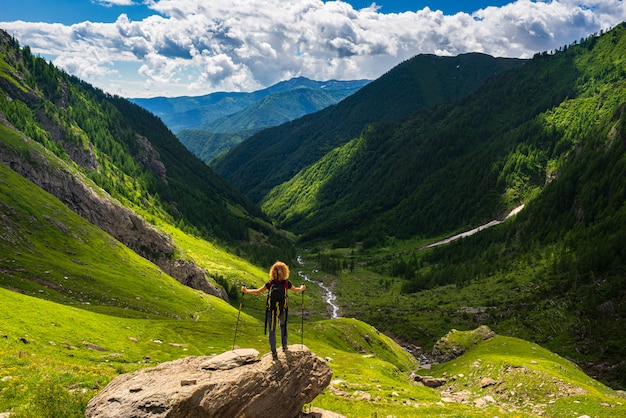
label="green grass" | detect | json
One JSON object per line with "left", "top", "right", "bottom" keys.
{"left": 0, "top": 285, "right": 241, "bottom": 417}
{"left": 424, "top": 333, "right": 626, "bottom": 417}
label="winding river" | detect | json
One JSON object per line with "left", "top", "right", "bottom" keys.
{"left": 297, "top": 256, "right": 340, "bottom": 319}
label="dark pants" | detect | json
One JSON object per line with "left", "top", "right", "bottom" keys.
{"left": 267, "top": 309, "right": 287, "bottom": 354}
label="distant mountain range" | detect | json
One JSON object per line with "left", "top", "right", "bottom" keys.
{"left": 131, "top": 77, "right": 370, "bottom": 161}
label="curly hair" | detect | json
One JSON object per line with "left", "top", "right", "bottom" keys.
{"left": 269, "top": 261, "right": 290, "bottom": 282}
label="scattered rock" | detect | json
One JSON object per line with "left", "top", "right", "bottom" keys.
{"left": 474, "top": 397, "right": 487, "bottom": 407}
{"left": 298, "top": 407, "right": 346, "bottom": 418}
{"left": 410, "top": 372, "right": 447, "bottom": 388}
{"left": 85, "top": 345, "right": 332, "bottom": 418}
{"left": 480, "top": 377, "right": 497, "bottom": 388}
{"left": 440, "top": 389, "right": 472, "bottom": 404}
{"left": 473, "top": 395, "right": 497, "bottom": 408}
{"left": 352, "top": 390, "right": 372, "bottom": 401}
{"left": 83, "top": 342, "right": 106, "bottom": 351}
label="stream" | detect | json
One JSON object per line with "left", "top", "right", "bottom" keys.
{"left": 297, "top": 256, "right": 340, "bottom": 319}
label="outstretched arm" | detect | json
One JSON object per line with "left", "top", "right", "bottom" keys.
{"left": 242, "top": 284, "right": 267, "bottom": 295}
{"left": 291, "top": 284, "right": 306, "bottom": 293}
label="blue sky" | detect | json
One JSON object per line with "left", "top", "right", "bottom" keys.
{"left": 1, "top": 1, "right": 624, "bottom": 97}
{"left": 3, "top": 1, "right": 514, "bottom": 24}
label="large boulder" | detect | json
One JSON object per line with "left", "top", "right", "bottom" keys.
{"left": 85, "top": 345, "right": 332, "bottom": 418}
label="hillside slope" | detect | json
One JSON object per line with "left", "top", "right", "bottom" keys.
{"left": 212, "top": 53, "right": 524, "bottom": 202}
{"left": 0, "top": 29, "right": 292, "bottom": 269}
{"left": 263, "top": 25, "right": 626, "bottom": 245}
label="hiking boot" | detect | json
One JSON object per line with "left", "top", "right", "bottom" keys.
{"left": 282, "top": 345, "right": 288, "bottom": 352}
{"left": 272, "top": 351, "right": 278, "bottom": 360}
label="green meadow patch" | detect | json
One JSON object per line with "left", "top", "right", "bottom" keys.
{"left": 424, "top": 332, "right": 626, "bottom": 417}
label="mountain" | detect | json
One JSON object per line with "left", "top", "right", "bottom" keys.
{"left": 227, "top": 26, "right": 626, "bottom": 248}
{"left": 178, "top": 129, "right": 259, "bottom": 165}
{"left": 177, "top": 85, "right": 364, "bottom": 162}
{"left": 268, "top": 24, "right": 626, "bottom": 388}
{"left": 260, "top": 49, "right": 577, "bottom": 241}
{"left": 212, "top": 52, "right": 525, "bottom": 202}
{"left": 130, "top": 77, "right": 370, "bottom": 134}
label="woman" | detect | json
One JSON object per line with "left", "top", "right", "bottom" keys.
{"left": 242, "top": 261, "right": 306, "bottom": 358}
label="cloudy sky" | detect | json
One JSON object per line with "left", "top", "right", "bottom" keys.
{"left": 2, "top": 0, "right": 625, "bottom": 98}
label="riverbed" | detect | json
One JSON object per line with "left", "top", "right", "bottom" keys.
{"left": 297, "top": 256, "right": 339, "bottom": 319}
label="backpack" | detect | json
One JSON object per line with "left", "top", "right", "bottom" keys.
{"left": 265, "top": 280, "right": 289, "bottom": 334}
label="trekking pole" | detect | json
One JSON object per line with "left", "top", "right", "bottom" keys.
{"left": 233, "top": 284, "right": 246, "bottom": 351}
{"left": 301, "top": 287, "right": 305, "bottom": 348}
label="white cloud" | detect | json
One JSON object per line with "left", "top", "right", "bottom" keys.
{"left": 2, "top": 0, "right": 624, "bottom": 97}
{"left": 93, "top": 0, "right": 137, "bottom": 6}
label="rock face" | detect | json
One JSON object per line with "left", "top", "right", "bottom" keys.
{"left": 85, "top": 345, "right": 332, "bottom": 418}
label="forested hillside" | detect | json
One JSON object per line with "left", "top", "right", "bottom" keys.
{"left": 0, "top": 29, "right": 291, "bottom": 266}
{"left": 261, "top": 25, "right": 626, "bottom": 246}
{"left": 213, "top": 53, "right": 524, "bottom": 201}
{"left": 288, "top": 24, "right": 626, "bottom": 388}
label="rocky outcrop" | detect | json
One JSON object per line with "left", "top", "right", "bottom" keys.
{"left": 0, "top": 120, "right": 227, "bottom": 301}
{"left": 135, "top": 134, "right": 167, "bottom": 183}
{"left": 85, "top": 345, "right": 333, "bottom": 418}
{"left": 432, "top": 326, "right": 495, "bottom": 363}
